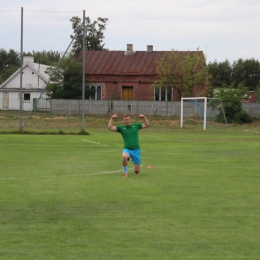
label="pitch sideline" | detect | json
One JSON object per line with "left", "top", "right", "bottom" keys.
{"left": 0, "top": 168, "right": 133, "bottom": 181}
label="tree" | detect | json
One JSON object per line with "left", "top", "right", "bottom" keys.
{"left": 232, "top": 58, "right": 260, "bottom": 91}
{"left": 0, "top": 48, "right": 20, "bottom": 84}
{"left": 207, "top": 59, "right": 232, "bottom": 88}
{"left": 0, "top": 66, "right": 19, "bottom": 85}
{"left": 0, "top": 48, "right": 20, "bottom": 73}
{"left": 23, "top": 50, "right": 61, "bottom": 66}
{"left": 45, "top": 53, "right": 82, "bottom": 99}
{"left": 70, "top": 16, "right": 109, "bottom": 56}
{"left": 0, "top": 49, "right": 62, "bottom": 85}
{"left": 212, "top": 84, "right": 253, "bottom": 124}
{"left": 154, "top": 49, "right": 209, "bottom": 99}
{"left": 45, "top": 52, "right": 96, "bottom": 99}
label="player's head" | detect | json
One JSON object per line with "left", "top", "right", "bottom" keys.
{"left": 123, "top": 114, "right": 131, "bottom": 126}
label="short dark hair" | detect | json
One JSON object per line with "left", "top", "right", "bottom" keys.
{"left": 124, "top": 114, "right": 130, "bottom": 118}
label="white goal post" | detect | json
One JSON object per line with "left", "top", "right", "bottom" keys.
{"left": 180, "top": 97, "right": 227, "bottom": 130}
{"left": 180, "top": 97, "right": 208, "bottom": 130}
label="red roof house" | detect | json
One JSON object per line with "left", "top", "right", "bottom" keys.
{"left": 76, "top": 44, "right": 207, "bottom": 101}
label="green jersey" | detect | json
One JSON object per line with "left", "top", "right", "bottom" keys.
{"left": 116, "top": 123, "right": 142, "bottom": 150}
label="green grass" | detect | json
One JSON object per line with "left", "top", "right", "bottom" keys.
{"left": 0, "top": 127, "right": 260, "bottom": 259}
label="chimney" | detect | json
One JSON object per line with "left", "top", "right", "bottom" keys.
{"left": 23, "top": 56, "right": 34, "bottom": 64}
{"left": 147, "top": 45, "right": 153, "bottom": 52}
{"left": 125, "top": 44, "right": 133, "bottom": 55}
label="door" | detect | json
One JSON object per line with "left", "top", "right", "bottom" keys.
{"left": 2, "top": 92, "right": 9, "bottom": 109}
{"left": 122, "top": 86, "right": 133, "bottom": 100}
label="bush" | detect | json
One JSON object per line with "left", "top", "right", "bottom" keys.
{"left": 232, "top": 110, "right": 253, "bottom": 124}
{"left": 214, "top": 87, "right": 254, "bottom": 124}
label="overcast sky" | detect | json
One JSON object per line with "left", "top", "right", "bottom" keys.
{"left": 1, "top": 0, "right": 260, "bottom": 63}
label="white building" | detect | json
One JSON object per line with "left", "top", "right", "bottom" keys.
{"left": 0, "top": 56, "right": 53, "bottom": 111}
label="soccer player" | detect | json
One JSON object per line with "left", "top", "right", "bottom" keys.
{"left": 108, "top": 114, "right": 149, "bottom": 177}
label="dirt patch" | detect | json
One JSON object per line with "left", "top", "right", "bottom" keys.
{"left": 45, "top": 116, "right": 68, "bottom": 120}
{"left": 169, "top": 120, "right": 180, "bottom": 125}
{"left": 31, "top": 115, "right": 41, "bottom": 119}
{"left": 249, "top": 121, "right": 260, "bottom": 126}
{"left": 151, "top": 119, "right": 180, "bottom": 125}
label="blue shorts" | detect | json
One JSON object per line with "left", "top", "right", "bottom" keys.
{"left": 123, "top": 149, "right": 141, "bottom": 165}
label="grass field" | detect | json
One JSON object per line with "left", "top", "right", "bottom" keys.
{"left": 1, "top": 125, "right": 260, "bottom": 259}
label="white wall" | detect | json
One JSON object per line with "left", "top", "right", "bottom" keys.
{"left": 0, "top": 60, "right": 50, "bottom": 111}
{"left": 4, "top": 67, "right": 46, "bottom": 89}
{"left": 0, "top": 91, "right": 43, "bottom": 111}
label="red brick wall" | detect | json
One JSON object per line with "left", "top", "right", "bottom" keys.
{"left": 87, "top": 74, "right": 155, "bottom": 100}
{"left": 86, "top": 74, "right": 208, "bottom": 101}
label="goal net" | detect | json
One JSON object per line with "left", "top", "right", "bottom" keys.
{"left": 180, "top": 97, "right": 228, "bottom": 130}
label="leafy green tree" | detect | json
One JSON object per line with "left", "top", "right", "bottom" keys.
{"left": 23, "top": 50, "right": 61, "bottom": 66}
{"left": 0, "top": 48, "right": 20, "bottom": 84}
{"left": 232, "top": 58, "right": 260, "bottom": 91}
{"left": 0, "top": 49, "right": 62, "bottom": 84}
{"left": 0, "top": 48, "right": 20, "bottom": 73}
{"left": 70, "top": 16, "right": 109, "bottom": 55}
{"left": 154, "top": 49, "right": 209, "bottom": 98}
{"left": 45, "top": 53, "right": 93, "bottom": 99}
{"left": 207, "top": 59, "right": 232, "bottom": 88}
{"left": 213, "top": 85, "right": 253, "bottom": 124}
{"left": 45, "top": 53, "right": 82, "bottom": 99}
{"left": 46, "top": 15, "right": 109, "bottom": 98}
{"left": 0, "top": 66, "right": 19, "bottom": 85}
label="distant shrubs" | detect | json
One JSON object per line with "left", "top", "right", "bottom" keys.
{"left": 213, "top": 86, "right": 253, "bottom": 124}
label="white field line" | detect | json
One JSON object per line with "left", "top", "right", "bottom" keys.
{"left": 81, "top": 139, "right": 108, "bottom": 146}
{"left": 0, "top": 168, "right": 133, "bottom": 181}
{"left": 0, "top": 142, "right": 108, "bottom": 147}
{"left": 0, "top": 144, "right": 107, "bottom": 147}
{"left": 0, "top": 139, "right": 107, "bottom": 147}
{"left": 81, "top": 139, "right": 100, "bottom": 144}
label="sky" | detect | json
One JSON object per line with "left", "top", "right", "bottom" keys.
{"left": 1, "top": 0, "right": 260, "bottom": 63}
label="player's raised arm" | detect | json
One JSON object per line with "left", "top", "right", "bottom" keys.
{"left": 139, "top": 114, "right": 149, "bottom": 128}
{"left": 108, "top": 114, "right": 117, "bottom": 131}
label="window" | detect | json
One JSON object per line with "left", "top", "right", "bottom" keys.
{"left": 154, "top": 87, "right": 172, "bottom": 101}
{"left": 85, "top": 85, "right": 102, "bottom": 100}
{"left": 97, "top": 86, "right": 102, "bottom": 100}
{"left": 24, "top": 93, "right": 30, "bottom": 101}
